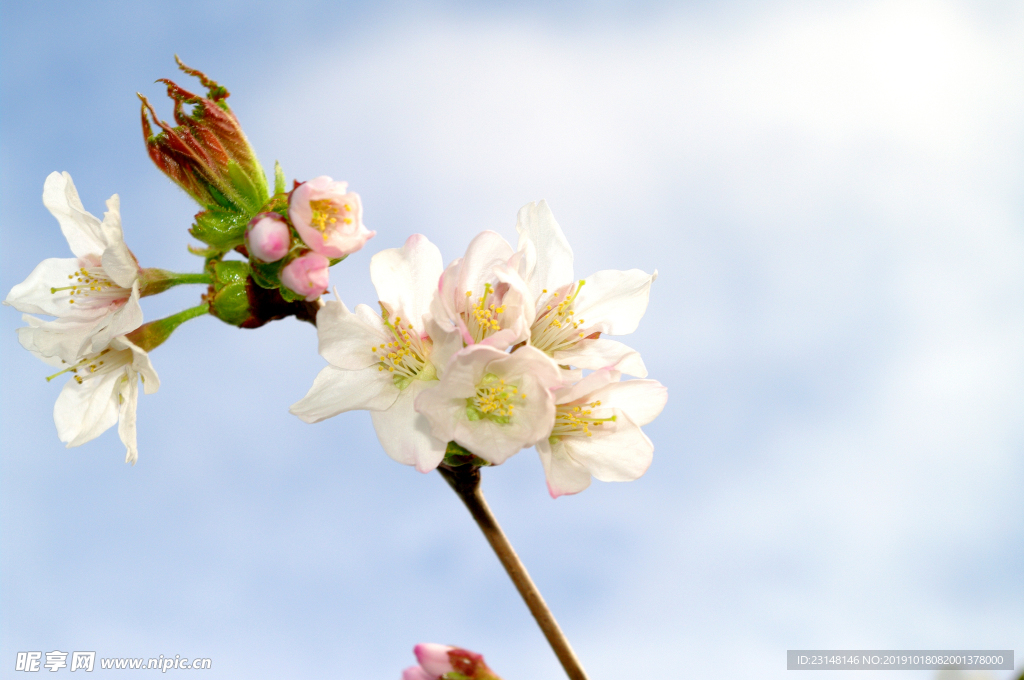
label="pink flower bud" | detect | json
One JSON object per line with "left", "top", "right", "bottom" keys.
{"left": 289, "top": 176, "right": 375, "bottom": 259}
{"left": 245, "top": 213, "right": 291, "bottom": 262}
{"left": 401, "top": 666, "right": 435, "bottom": 680}
{"left": 280, "top": 252, "right": 330, "bottom": 301}
{"left": 413, "top": 644, "right": 455, "bottom": 677}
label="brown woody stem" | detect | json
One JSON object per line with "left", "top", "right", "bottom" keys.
{"left": 438, "top": 464, "right": 590, "bottom": 680}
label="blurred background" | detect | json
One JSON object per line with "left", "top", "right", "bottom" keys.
{"left": 1, "top": 0, "right": 1021, "bottom": 678}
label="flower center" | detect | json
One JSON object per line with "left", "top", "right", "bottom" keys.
{"left": 309, "top": 199, "right": 355, "bottom": 242}
{"left": 464, "top": 282, "right": 507, "bottom": 343}
{"left": 371, "top": 313, "right": 433, "bottom": 389}
{"left": 531, "top": 280, "right": 587, "bottom": 354}
{"left": 50, "top": 267, "right": 130, "bottom": 306}
{"left": 550, "top": 399, "right": 616, "bottom": 438}
{"left": 45, "top": 347, "right": 133, "bottom": 385}
{"left": 466, "top": 373, "right": 525, "bottom": 424}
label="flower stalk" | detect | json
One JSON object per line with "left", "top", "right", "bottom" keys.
{"left": 437, "top": 463, "right": 590, "bottom": 680}
{"left": 138, "top": 269, "right": 212, "bottom": 297}
{"left": 126, "top": 303, "right": 208, "bottom": 352}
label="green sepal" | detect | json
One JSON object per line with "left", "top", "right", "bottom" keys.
{"left": 190, "top": 209, "right": 250, "bottom": 249}
{"left": 274, "top": 161, "right": 286, "bottom": 195}
{"left": 443, "top": 441, "right": 490, "bottom": 468}
{"left": 276, "top": 282, "right": 307, "bottom": 303}
{"left": 328, "top": 255, "right": 348, "bottom": 267}
{"left": 248, "top": 257, "right": 286, "bottom": 290}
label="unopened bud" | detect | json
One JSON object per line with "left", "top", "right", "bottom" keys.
{"left": 401, "top": 667, "right": 434, "bottom": 680}
{"left": 280, "top": 252, "right": 330, "bottom": 301}
{"left": 246, "top": 213, "right": 291, "bottom": 262}
{"left": 414, "top": 644, "right": 455, "bottom": 677}
{"left": 410, "top": 644, "right": 502, "bottom": 680}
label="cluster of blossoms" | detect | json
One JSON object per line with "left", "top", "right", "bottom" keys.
{"left": 403, "top": 644, "right": 502, "bottom": 680}
{"left": 291, "top": 201, "right": 667, "bottom": 496}
{"left": 5, "top": 60, "right": 372, "bottom": 463}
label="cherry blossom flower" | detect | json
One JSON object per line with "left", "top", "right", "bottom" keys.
{"left": 430, "top": 231, "right": 535, "bottom": 351}
{"left": 245, "top": 213, "right": 291, "bottom": 262}
{"left": 280, "top": 252, "right": 330, "bottom": 301}
{"left": 537, "top": 368, "right": 667, "bottom": 497}
{"left": 414, "top": 344, "right": 562, "bottom": 465}
{"left": 289, "top": 176, "right": 374, "bottom": 259}
{"left": 515, "top": 200, "right": 656, "bottom": 377}
{"left": 19, "top": 315, "right": 159, "bottom": 465}
{"left": 5, "top": 172, "right": 143, "bottom": 363}
{"left": 290, "top": 235, "right": 460, "bottom": 472}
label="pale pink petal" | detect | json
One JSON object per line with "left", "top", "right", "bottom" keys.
{"left": 370, "top": 234, "right": 443, "bottom": 327}
{"left": 561, "top": 413, "right": 654, "bottom": 482}
{"left": 402, "top": 667, "right": 435, "bottom": 680}
{"left": 573, "top": 268, "right": 656, "bottom": 335}
{"left": 537, "top": 438, "right": 592, "bottom": 498}
{"left": 289, "top": 366, "right": 398, "bottom": 423}
{"left": 455, "top": 231, "right": 515, "bottom": 297}
{"left": 370, "top": 381, "right": 447, "bottom": 472}
{"left": 588, "top": 379, "right": 668, "bottom": 426}
{"left": 552, "top": 337, "right": 648, "bottom": 378}
{"left": 514, "top": 200, "right": 574, "bottom": 299}
{"left": 414, "top": 644, "right": 455, "bottom": 676}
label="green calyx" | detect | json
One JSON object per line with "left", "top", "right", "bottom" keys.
{"left": 125, "top": 304, "right": 208, "bottom": 352}
{"left": 443, "top": 441, "right": 490, "bottom": 469}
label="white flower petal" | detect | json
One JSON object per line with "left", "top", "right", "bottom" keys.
{"left": 84, "top": 282, "right": 144, "bottom": 355}
{"left": 537, "top": 437, "right": 592, "bottom": 498}
{"left": 426, "top": 317, "right": 463, "bottom": 377}
{"left": 114, "top": 335, "right": 160, "bottom": 394}
{"left": 16, "top": 315, "right": 65, "bottom": 368}
{"left": 574, "top": 268, "right": 657, "bottom": 335}
{"left": 370, "top": 381, "right": 447, "bottom": 472}
{"left": 100, "top": 196, "right": 140, "bottom": 290}
{"left": 290, "top": 365, "right": 398, "bottom": 423}
{"left": 117, "top": 370, "right": 140, "bottom": 465}
{"left": 552, "top": 338, "right": 648, "bottom": 378}
{"left": 317, "top": 300, "right": 389, "bottom": 370}
{"left": 455, "top": 231, "right": 515, "bottom": 296}
{"left": 54, "top": 371, "right": 121, "bottom": 448}
{"left": 515, "top": 200, "right": 574, "bottom": 300}
{"left": 42, "top": 172, "right": 106, "bottom": 259}
{"left": 3, "top": 257, "right": 85, "bottom": 316}
{"left": 561, "top": 413, "right": 654, "bottom": 482}
{"left": 589, "top": 379, "right": 668, "bottom": 426}
{"left": 370, "top": 234, "right": 443, "bottom": 327}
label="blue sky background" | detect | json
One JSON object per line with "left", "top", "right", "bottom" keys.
{"left": 2, "top": 1, "right": 1022, "bottom": 678}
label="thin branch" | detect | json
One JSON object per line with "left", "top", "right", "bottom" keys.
{"left": 438, "top": 464, "right": 590, "bottom": 680}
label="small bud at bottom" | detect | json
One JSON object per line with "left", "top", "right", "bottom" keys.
{"left": 280, "top": 252, "right": 330, "bottom": 301}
